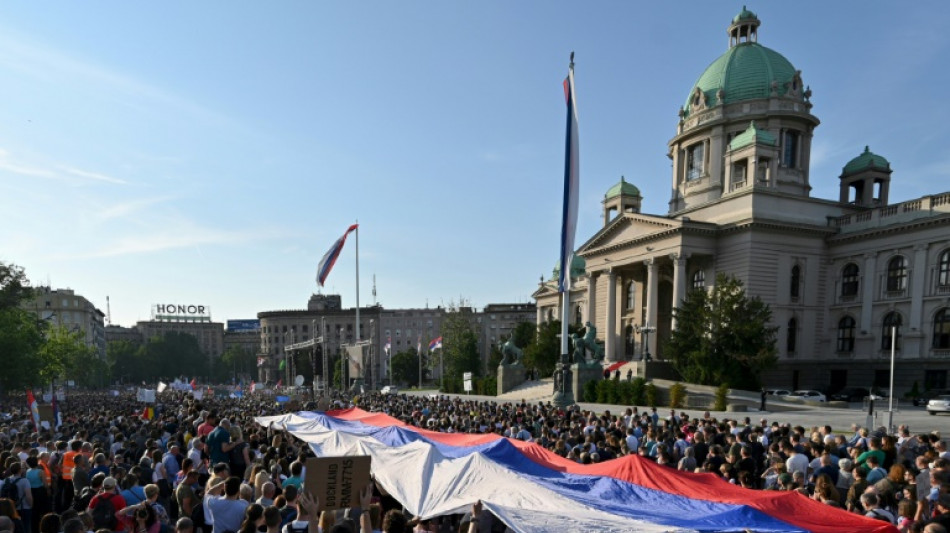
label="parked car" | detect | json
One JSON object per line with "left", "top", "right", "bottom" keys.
{"left": 829, "top": 387, "right": 869, "bottom": 402}
{"left": 927, "top": 395, "right": 950, "bottom": 415}
{"left": 914, "top": 389, "right": 950, "bottom": 407}
{"left": 786, "top": 390, "right": 827, "bottom": 402}
{"left": 381, "top": 385, "right": 399, "bottom": 395}
{"left": 765, "top": 389, "right": 791, "bottom": 397}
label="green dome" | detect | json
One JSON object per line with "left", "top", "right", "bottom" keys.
{"left": 605, "top": 176, "right": 640, "bottom": 199}
{"left": 729, "top": 121, "right": 776, "bottom": 150}
{"left": 732, "top": 6, "right": 757, "bottom": 23}
{"left": 685, "top": 42, "right": 797, "bottom": 114}
{"left": 843, "top": 146, "right": 890, "bottom": 174}
{"left": 553, "top": 255, "right": 586, "bottom": 280}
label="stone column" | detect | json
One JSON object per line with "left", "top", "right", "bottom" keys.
{"left": 536, "top": 304, "right": 543, "bottom": 326}
{"left": 910, "top": 244, "right": 929, "bottom": 331}
{"left": 646, "top": 258, "right": 659, "bottom": 356}
{"left": 605, "top": 269, "right": 617, "bottom": 362}
{"left": 671, "top": 253, "right": 687, "bottom": 331}
{"left": 860, "top": 253, "right": 877, "bottom": 335}
{"left": 586, "top": 273, "right": 597, "bottom": 327}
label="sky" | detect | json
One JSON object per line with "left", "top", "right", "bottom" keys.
{"left": 2, "top": 2, "right": 949, "bottom": 327}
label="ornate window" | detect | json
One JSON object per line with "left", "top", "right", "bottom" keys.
{"left": 938, "top": 250, "right": 950, "bottom": 289}
{"left": 686, "top": 142, "right": 705, "bottom": 181}
{"left": 934, "top": 308, "right": 950, "bottom": 350}
{"left": 692, "top": 269, "right": 705, "bottom": 290}
{"left": 837, "top": 316, "right": 856, "bottom": 353}
{"left": 841, "top": 263, "right": 860, "bottom": 297}
{"left": 626, "top": 281, "right": 636, "bottom": 310}
{"left": 886, "top": 256, "right": 907, "bottom": 293}
{"left": 881, "top": 312, "right": 902, "bottom": 351}
{"left": 786, "top": 318, "right": 797, "bottom": 354}
{"left": 783, "top": 130, "right": 799, "bottom": 169}
{"left": 790, "top": 265, "right": 801, "bottom": 300}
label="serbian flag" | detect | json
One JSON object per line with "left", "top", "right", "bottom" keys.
{"left": 559, "top": 54, "right": 580, "bottom": 293}
{"left": 428, "top": 336, "right": 443, "bottom": 351}
{"left": 316, "top": 224, "right": 359, "bottom": 287}
{"left": 255, "top": 409, "right": 897, "bottom": 533}
{"left": 26, "top": 390, "right": 41, "bottom": 432}
{"left": 51, "top": 394, "right": 62, "bottom": 429}
{"left": 190, "top": 378, "right": 197, "bottom": 390}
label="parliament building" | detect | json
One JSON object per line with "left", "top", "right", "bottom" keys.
{"left": 533, "top": 8, "right": 950, "bottom": 394}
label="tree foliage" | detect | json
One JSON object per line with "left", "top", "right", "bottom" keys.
{"left": 0, "top": 263, "right": 47, "bottom": 391}
{"left": 665, "top": 273, "right": 778, "bottom": 390}
{"left": 39, "top": 325, "right": 105, "bottom": 388}
{"left": 522, "top": 320, "right": 568, "bottom": 378}
{"left": 391, "top": 348, "right": 421, "bottom": 387}
{"left": 440, "top": 306, "right": 481, "bottom": 383}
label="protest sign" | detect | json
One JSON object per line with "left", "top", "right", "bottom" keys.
{"left": 304, "top": 456, "right": 371, "bottom": 511}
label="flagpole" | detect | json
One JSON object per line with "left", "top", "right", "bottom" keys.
{"left": 354, "top": 221, "right": 360, "bottom": 392}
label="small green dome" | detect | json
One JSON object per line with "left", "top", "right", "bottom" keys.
{"left": 729, "top": 121, "right": 776, "bottom": 150}
{"left": 605, "top": 176, "right": 640, "bottom": 199}
{"left": 732, "top": 6, "right": 757, "bottom": 23}
{"left": 685, "top": 43, "right": 797, "bottom": 114}
{"left": 843, "top": 146, "right": 890, "bottom": 175}
{"left": 553, "top": 255, "right": 586, "bottom": 280}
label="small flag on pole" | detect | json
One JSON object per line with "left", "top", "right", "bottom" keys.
{"left": 384, "top": 336, "right": 391, "bottom": 357}
{"left": 559, "top": 53, "right": 580, "bottom": 294}
{"left": 51, "top": 394, "right": 62, "bottom": 429}
{"left": 316, "top": 224, "right": 359, "bottom": 287}
{"left": 417, "top": 334, "right": 422, "bottom": 354}
{"left": 428, "top": 336, "right": 443, "bottom": 351}
{"left": 257, "top": 357, "right": 265, "bottom": 367}
{"left": 249, "top": 381, "right": 256, "bottom": 394}
{"left": 190, "top": 378, "right": 197, "bottom": 391}
{"left": 279, "top": 359, "right": 286, "bottom": 371}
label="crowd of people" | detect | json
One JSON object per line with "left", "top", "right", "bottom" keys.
{"left": 0, "top": 388, "right": 948, "bottom": 533}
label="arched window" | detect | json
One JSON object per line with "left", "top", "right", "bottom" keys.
{"left": 886, "top": 256, "right": 907, "bottom": 293}
{"left": 841, "top": 263, "right": 860, "bottom": 297}
{"left": 626, "top": 281, "right": 636, "bottom": 310}
{"left": 790, "top": 265, "right": 801, "bottom": 300}
{"left": 882, "top": 312, "right": 902, "bottom": 351}
{"left": 939, "top": 250, "right": 950, "bottom": 289}
{"left": 786, "top": 318, "right": 798, "bottom": 354}
{"left": 692, "top": 270, "right": 705, "bottom": 290}
{"left": 783, "top": 130, "right": 799, "bottom": 169}
{"left": 934, "top": 308, "right": 950, "bottom": 350}
{"left": 837, "top": 316, "right": 856, "bottom": 353}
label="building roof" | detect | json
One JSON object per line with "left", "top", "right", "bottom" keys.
{"left": 685, "top": 13, "right": 797, "bottom": 115}
{"left": 729, "top": 121, "right": 777, "bottom": 150}
{"left": 842, "top": 146, "right": 891, "bottom": 174}
{"left": 605, "top": 176, "right": 640, "bottom": 199}
{"left": 552, "top": 255, "right": 586, "bottom": 280}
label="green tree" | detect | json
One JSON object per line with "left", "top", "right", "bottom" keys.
{"left": 440, "top": 306, "right": 481, "bottom": 384}
{"left": 38, "top": 325, "right": 98, "bottom": 387}
{"left": 665, "top": 273, "right": 778, "bottom": 390}
{"left": 221, "top": 344, "right": 258, "bottom": 383}
{"left": 0, "top": 263, "right": 47, "bottom": 391}
{"left": 522, "top": 320, "right": 562, "bottom": 377}
{"left": 391, "top": 348, "right": 421, "bottom": 387}
{"left": 107, "top": 340, "right": 140, "bottom": 385}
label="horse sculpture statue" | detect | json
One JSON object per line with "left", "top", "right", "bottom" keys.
{"left": 570, "top": 322, "right": 605, "bottom": 364}
{"left": 500, "top": 336, "right": 523, "bottom": 366}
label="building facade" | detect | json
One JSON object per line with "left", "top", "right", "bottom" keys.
{"left": 24, "top": 287, "right": 107, "bottom": 360}
{"left": 534, "top": 8, "right": 950, "bottom": 394}
{"left": 476, "top": 303, "right": 537, "bottom": 362}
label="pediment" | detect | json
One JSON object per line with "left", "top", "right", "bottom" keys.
{"left": 578, "top": 214, "right": 680, "bottom": 255}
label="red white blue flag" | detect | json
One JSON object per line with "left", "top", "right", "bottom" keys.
{"left": 559, "top": 56, "right": 579, "bottom": 293}
{"left": 317, "top": 224, "right": 359, "bottom": 287}
{"left": 26, "top": 390, "right": 40, "bottom": 432}
{"left": 428, "top": 336, "right": 443, "bottom": 351}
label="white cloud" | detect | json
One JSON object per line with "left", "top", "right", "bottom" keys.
{"left": 60, "top": 166, "right": 127, "bottom": 185}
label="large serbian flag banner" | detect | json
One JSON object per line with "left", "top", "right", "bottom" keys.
{"left": 256, "top": 409, "right": 896, "bottom": 533}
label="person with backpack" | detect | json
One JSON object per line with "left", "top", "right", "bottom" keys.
{"left": 2, "top": 463, "right": 33, "bottom": 533}
{"left": 87, "top": 477, "right": 127, "bottom": 532}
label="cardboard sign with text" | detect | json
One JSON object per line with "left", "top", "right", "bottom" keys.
{"left": 304, "top": 456, "right": 371, "bottom": 511}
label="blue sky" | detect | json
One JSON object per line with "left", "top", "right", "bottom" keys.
{"left": 2, "top": 2, "right": 949, "bottom": 327}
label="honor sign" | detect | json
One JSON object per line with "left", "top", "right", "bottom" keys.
{"left": 152, "top": 303, "right": 211, "bottom": 322}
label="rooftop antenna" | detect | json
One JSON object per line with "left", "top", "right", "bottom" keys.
{"left": 106, "top": 296, "right": 112, "bottom": 326}
{"left": 372, "top": 274, "right": 377, "bottom": 305}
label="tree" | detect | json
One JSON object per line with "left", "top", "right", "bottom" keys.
{"left": 0, "top": 262, "right": 47, "bottom": 391}
{"left": 522, "top": 320, "right": 562, "bottom": 377}
{"left": 391, "top": 348, "right": 421, "bottom": 388}
{"left": 107, "top": 340, "right": 140, "bottom": 384}
{"left": 665, "top": 273, "right": 778, "bottom": 390}
{"left": 440, "top": 306, "right": 480, "bottom": 384}
{"left": 41, "top": 325, "right": 107, "bottom": 388}
{"left": 221, "top": 344, "right": 258, "bottom": 383}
